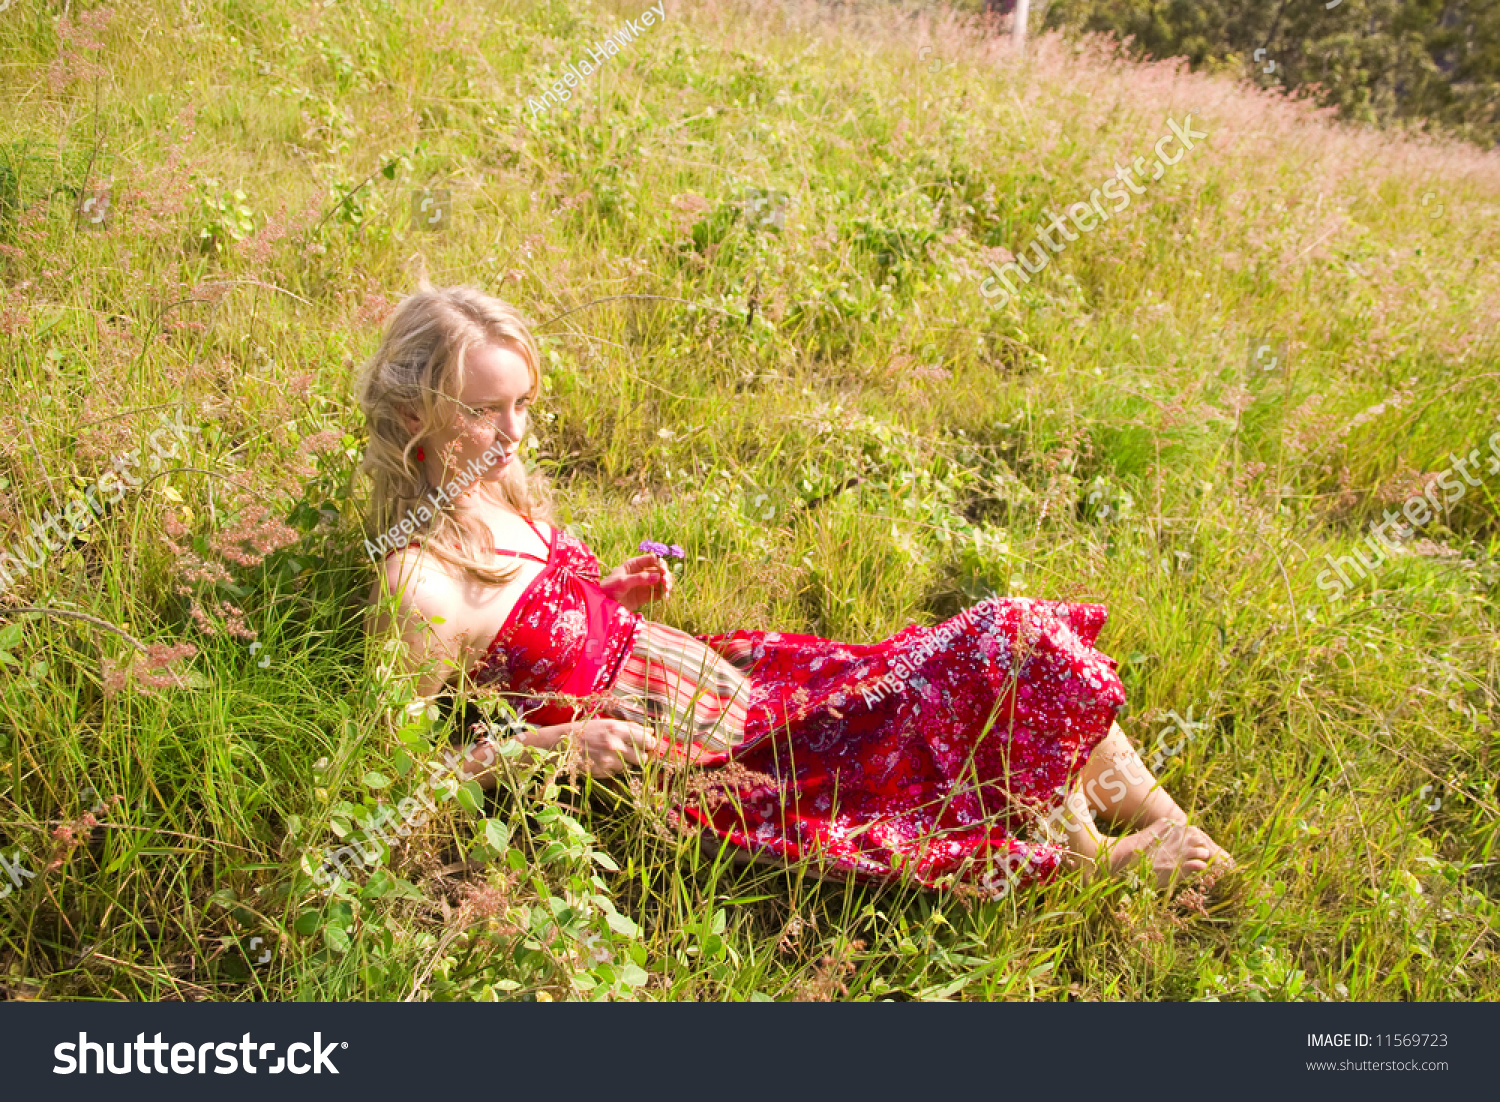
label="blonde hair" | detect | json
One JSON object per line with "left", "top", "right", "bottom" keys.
{"left": 353, "top": 281, "right": 557, "bottom": 590}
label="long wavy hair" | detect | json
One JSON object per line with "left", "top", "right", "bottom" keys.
{"left": 354, "top": 281, "right": 558, "bottom": 592}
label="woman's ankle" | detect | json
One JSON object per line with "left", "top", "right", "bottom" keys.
{"left": 1133, "top": 790, "right": 1187, "bottom": 830}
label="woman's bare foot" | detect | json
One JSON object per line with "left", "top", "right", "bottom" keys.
{"left": 1105, "top": 817, "right": 1234, "bottom": 890}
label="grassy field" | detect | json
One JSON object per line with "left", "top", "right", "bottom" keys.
{"left": 1, "top": 0, "right": 1498, "bottom": 1002}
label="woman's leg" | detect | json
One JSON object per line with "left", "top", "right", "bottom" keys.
{"left": 1077, "top": 721, "right": 1185, "bottom": 830}
{"left": 1057, "top": 721, "right": 1233, "bottom": 888}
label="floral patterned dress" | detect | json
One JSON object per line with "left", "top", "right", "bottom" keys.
{"left": 455, "top": 516, "right": 1127, "bottom": 897}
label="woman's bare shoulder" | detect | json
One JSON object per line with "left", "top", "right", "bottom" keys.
{"left": 366, "top": 547, "right": 479, "bottom": 694}
{"left": 370, "top": 544, "right": 467, "bottom": 625}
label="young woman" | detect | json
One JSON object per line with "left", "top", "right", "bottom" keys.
{"left": 357, "top": 284, "right": 1232, "bottom": 898}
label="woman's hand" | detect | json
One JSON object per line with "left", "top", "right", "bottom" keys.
{"left": 572, "top": 718, "right": 661, "bottom": 777}
{"left": 600, "top": 553, "right": 674, "bottom": 612}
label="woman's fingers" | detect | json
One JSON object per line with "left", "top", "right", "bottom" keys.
{"left": 587, "top": 743, "right": 627, "bottom": 776}
{"left": 576, "top": 720, "right": 660, "bottom": 775}
{"left": 622, "top": 722, "right": 659, "bottom": 760}
{"left": 614, "top": 556, "right": 672, "bottom": 596}
{"left": 615, "top": 734, "right": 648, "bottom": 767}
{"left": 626, "top": 562, "right": 672, "bottom": 602}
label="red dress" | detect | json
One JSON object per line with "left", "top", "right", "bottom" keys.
{"left": 426, "top": 515, "right": 1128, "bottom": 897}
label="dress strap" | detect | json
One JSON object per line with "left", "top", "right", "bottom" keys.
{"left": 494, "top": 514, "right": 554, "bottom": 564}
{"left": 521, "top": 513, "right": 553, "bottom": 548}
{"left": 383, "top": 518, "right": 554, "bottom": 562}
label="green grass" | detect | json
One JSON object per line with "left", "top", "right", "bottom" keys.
{"left": 0, "top": 0, "right": 1497, "bottom": 1001}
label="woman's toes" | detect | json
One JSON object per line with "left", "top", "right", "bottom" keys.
{"left": 1104, "top": 817, "right": 1235, "bottom": 891}
{"left": 1203, "top": 840, "right": 1234, "bottom": 867}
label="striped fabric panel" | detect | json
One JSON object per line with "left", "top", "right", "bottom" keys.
{"left": 606, "top": 619, "right": 752, "bottom": 763}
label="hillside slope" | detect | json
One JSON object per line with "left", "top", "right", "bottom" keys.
{"left": 0, "top": 0, "right": 1497, "bottom": 1001}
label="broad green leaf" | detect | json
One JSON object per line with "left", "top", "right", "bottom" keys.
{"left": 455, "top": 780, "right": 484, "bottom": 814}
{"left": 605, "top": 912, "right": 640, "bottom": 937}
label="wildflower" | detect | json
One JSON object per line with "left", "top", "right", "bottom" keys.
{"left": 44, "top": 798, "right": 120, "bottom": 871}
{"left": 354, "top": 291, "right": 395, "bottom": 328}
{"left": 100, "top": 657, "right": 131, "bottom": 698}
{"left": 300, "top": 428, "right": 343, "bottom": 455}
{"left": 101, "top": 642, "right": 199, "bottom": 698}
{"left": 232, "top": 200, "right": 290, "bottom": 267}
{"left": 48, "top": 6, "right": 114, "bottom": 94}
{"left": 669, "top": 193, "right": 710, "bottom": 237}
{"left": 798, "top": 938, "right": 866, "bottom": 1001}
{"left": 210, "top": 504, "right": 301, "bottom": 567}
{"left": 457, "top": 877, "right": 517, "bottom": 932}
{"left": 638, "top": 540, "right": 685, "bottom": 559}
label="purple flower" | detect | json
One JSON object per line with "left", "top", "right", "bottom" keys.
{"left": 638, "top": 539, "right": 686, "bottom": 561}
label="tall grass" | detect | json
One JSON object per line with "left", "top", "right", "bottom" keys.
{"left": 0, "top": 0, "right": 1496, "bottom": 1001}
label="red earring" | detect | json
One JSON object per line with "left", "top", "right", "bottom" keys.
{"left": 415, "top": 446, "right": 425, "bottom": 462}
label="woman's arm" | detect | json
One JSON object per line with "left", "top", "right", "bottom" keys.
{"left": 369, "top": 546, "right": 477, "bottom": 699}
{"left": 456, "top": 718, "right": 663, "bottom": 787}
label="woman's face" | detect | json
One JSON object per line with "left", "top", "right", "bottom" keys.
{"left": 408, "top": 340, "right": 533, "bottom": 497}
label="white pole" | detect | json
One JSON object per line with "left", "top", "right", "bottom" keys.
{"left": 1012, "top": 0, "right": 1030, "bottom": 54}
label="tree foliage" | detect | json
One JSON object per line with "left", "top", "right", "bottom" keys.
{"left": 1038, "top": 0, "right": 1500, "bottom": 146}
